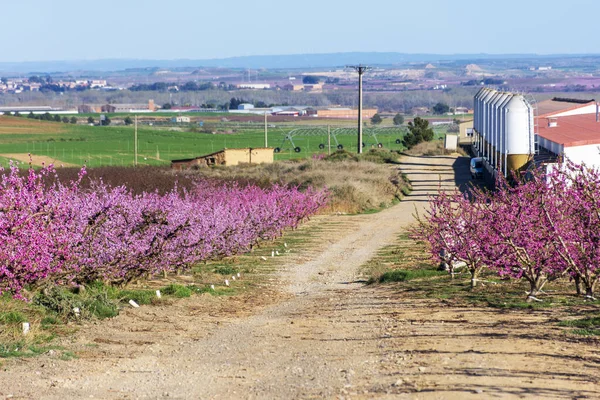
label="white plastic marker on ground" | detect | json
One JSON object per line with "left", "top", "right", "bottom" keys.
{"left": 210, "top": 285, "right": 215, "bottom": 290}
{"left": 22, "top": 322, "right": 30, "bottom": 336}
{"left": 284, "top": 243, "right": 288, "bottom": 248}
{"left": 271, "top": 251, "right": 275, "bottom": 257}
{"left": 225, "top": 280, "right": 230, "bottom": 286}
{"left": 232, "top": 276, "right": 236, "bottom": 281}
{"left": 276, "top": 251, "right": 280, "bottom": 255}
{"left": 261, "top": 256, "right": 267, "bottom": 261}
{"left": 129, "top": 300, "right": 140, "bottom": 308}
{"left": 156, "top": 290, "right": 162, "bottom": 298}
{"left": 73, "top": 307, "right": 81, "bottom": 317}
{"left": 237, "top": 273, "right": 241, "bottom": 278}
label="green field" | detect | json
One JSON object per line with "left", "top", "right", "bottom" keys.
{"left": 0, "top": 116, "right": 449, "bottom": 168}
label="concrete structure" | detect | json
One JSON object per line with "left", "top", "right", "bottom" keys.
{"left": 536, "top": 113, "right": 600, "bottom": 170}
{"left": 473, "top": 88, "right": 535, "bottom": 177}
{"left": 171, "top": 148, "right": 274, "bottom": 170}
{"left": 237, "top": 104, "right": 255, "bottom": 110}
{"left": 444, "top": 134, "right": 458, "bottom": 151}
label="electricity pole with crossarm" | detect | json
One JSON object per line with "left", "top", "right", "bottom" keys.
{"left": 346, "top": 65, "right": 372, "bottom": 154}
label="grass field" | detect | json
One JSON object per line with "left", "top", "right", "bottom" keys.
{"left": 0, "top": 116, "right": 449, "bottom": 168}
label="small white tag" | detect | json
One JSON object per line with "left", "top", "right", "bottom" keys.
{"left": 129, "top": 300, "right": 140, "bottom": 308}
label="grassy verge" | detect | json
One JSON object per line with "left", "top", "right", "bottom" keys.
{"left": 362, "top": 231, "right": 599, "bottom": 312}
{"left": 0, "top": 213, "right": 326, "bottom": 359}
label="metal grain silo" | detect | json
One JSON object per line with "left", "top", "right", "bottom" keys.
{"left": 481, "top": 88, "right": 496, "bottom": 159}
{"left": 505, "top": 95, "right": 534, "bottom": 172}
{"left": 493, "top": 92, "right": 511, "bottom": 168}
{"left": 497, "top": 93, "right": 514, "bottom": 174}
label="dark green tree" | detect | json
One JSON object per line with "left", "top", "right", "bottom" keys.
{"left": 124, "top": 116, "right": 133, "bottom": 125}
{"left": 101, "top": 116, "right": 111, "bottom": 126}
{"left": 393, "top": 113, "right": 404, "bottom": 126}
{"left": 370, "top": 113, "right": 383, "bottom": 125}
{"left": 432, "top": 102, "right": 450, "bottom": 115}
{"left": 53, "top": 114, "right": 62, "bottom": 122}
{"left": 28, "top": 112, "right": 35, "bottom": 119}
{"left": 87, "top": 116, "right": 95, "bottom": 124}
{"left": 402, "top": 117, "right": 435, "bottom": 149}
{"left": 162, "top": 103, "right": 172, "bottom": 110}
{"left": 3, "top": 111, "right": 11, "bottom": 116}
{"left": 302, "top": 75, "right": 319, "bottom": 84}
{"left": 70, "top": 116, "right": 78, "bottom": 124}
{"left": 62, "top": 116, "right": 70, "bottom": 123}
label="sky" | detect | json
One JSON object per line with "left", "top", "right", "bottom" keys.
{"left": 2, "top": 0, "right": 599, "bottom": 62}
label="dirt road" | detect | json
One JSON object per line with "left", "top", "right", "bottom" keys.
{"left": 1, "top": 155, "right": 599, "bottom": 399}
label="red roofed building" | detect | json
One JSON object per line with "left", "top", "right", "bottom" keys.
{"left": 537, "top": 97, "right": 597, "bottom": 118}
{"left": 537, "top": 113, "right": 600, "bottom": 168}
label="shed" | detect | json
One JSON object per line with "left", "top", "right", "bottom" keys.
{"left": 171, "top": 148, "right": 274, "bottom": 170}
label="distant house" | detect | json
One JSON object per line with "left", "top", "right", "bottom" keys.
{"left": 412, "top": 107, "right": 430, "bottom": 116}
{"left": 171, "top": 116, "right": 191, "bottom": 123}
{"left": 283, "top": 83, "right": 306, "bottom": 91}
{"left": 236, "top": 83, "right": 271, "bottom": 90}
{"left": 171, "top": 148, "right": 274, "bottom": 170}
{"left": 237, "top": 103, "right": 255, "bottom": 110}
{"left": 90, "top": 80, "right": 107, "bottom": 88}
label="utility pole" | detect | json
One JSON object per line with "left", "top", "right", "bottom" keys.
{"left": 327, "top": 125, "right": 331, "bottom": 155}
{"left": 134, "top": 115, "right": 138, "bottom": 166}
{"left": 264, "top": 111, "right": 268, "bottom": 147}
{"left": 347, "top": 65, "right": 371, "bottom": 154}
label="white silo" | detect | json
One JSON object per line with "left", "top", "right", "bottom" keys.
{"left": 505, "top": 95, "right": 534, "bottom": 172}
{"left": 493, "top": 92, "right": 511, "bottom": 168}
{"left": 497, "top": 93, "right": 514, "bottom": 174}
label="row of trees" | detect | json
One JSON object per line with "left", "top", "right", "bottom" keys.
{"left": 414, "top": 161, "right": 600, "bottom": 300}
{"left": 0, "top": 164, "right": 329, "bottom": 299}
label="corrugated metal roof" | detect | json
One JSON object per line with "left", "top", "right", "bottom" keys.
{"left": 537, "top": 114, "right": 600, "bottom": 147}
{"left": 537, "top": 98, "right": 594, "bottom": 117}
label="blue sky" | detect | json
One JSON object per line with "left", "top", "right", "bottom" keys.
{"left": 3, "top": 0, "right": 599, "bottom": 61}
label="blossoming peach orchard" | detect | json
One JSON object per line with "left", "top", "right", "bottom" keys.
{"left": 0, "top": 163, "right": 328, "bottom": 299}
{"left": 414, "top": 160, "right": 600, "bottom": 301}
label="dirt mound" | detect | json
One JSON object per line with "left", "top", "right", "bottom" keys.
{"left": 0, "top": 153, "right": 77, "bottom": 167}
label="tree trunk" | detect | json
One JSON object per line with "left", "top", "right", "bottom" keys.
{"left": 585, "top": 280, "right": 597, "bottom": 299}
{"left": 574, "top": 275, "right": 582, "bottom": 296}
{"left": 470, "top": 268, "right": 478, "bottom": 288}
{"left": 526, "top": 279, "right": 540, "bottom": 302}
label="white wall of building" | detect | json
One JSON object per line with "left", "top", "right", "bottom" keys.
{"left": 549, "top": 104, "right": 597, "bottom": 117}
{"left": 563, "top": 144, "right": 600, "bottom": 169}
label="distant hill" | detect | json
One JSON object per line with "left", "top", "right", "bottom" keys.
{"left": 0, "top": 52, "right": 595, "bottom": 74}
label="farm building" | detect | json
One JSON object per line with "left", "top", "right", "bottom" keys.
{"left": 307, "top": 107, "right": 377, "bottom": 119}
{"left": 537, "top": 97, "right": 597, "bottom": 118}
{"left": 536, "top": 113, "right": 600, "bottom": 170}
{"left": 79, "top": 100, "right": 157, "bottom": 114}
{"left": 457, "top": 119, "right": 474, "bottom": 144}
{"left": 171, "top": 148, "right": 274, "bottom": 170}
